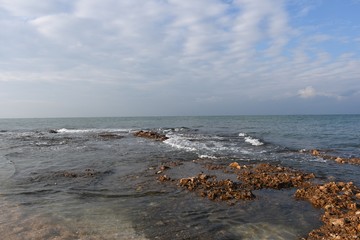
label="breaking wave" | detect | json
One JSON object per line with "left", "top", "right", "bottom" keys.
{"left": 56, "top": 128, "right": 131, "bottom": 134}
{"left": 239, "top": 133, "right": 264, "bottom": 146}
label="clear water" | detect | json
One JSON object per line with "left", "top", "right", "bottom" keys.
{"left": 0, "top": 115, "right": 359, "bottom": 239}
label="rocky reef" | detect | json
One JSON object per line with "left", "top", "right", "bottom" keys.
{"left": 296, "top": 181, "right": 360, "bottom": 239}
{"left": 155, "top": 160, "right": 360, "bottom": 239}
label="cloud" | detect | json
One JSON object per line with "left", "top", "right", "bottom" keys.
{"left": 298, "top": 86, "right": 344, "bottom": 100}
{"left": 0, "top": 0, "right": 360, "bottom": 116}
{"left": 298, "top": 86, "right": 316, "bottom": 98}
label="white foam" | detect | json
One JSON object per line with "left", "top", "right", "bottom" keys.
{"left": 244, "top": 136, "right": 264, "bottom": 146}
{"left": 57, "top": 128, "right": 92, "bottom": 133}
{"left": 199, "top": 154, "right": 217, "bottom": 159}
{"left": 56, "top": 128, "right": 131, "bottom": 134}
{"left": 239, "top": 132, "right": 246, "bottom": 137}
{"left": 163, "top": 135, "right": 203, "bottom": 152}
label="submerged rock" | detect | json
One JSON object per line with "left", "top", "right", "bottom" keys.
{"left": 179, "top": 173, "right": 255, "bottom": 202}
{"left": 309, "top": 149, "right": 360, "bottom": 165}
{"left": 98, "top": 133, "right": 124, "bottom": 140}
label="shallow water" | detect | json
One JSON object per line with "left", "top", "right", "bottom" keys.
{"left": 0, "top": 115, "right": 359, "bottom": 239}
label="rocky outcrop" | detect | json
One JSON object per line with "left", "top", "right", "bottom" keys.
{"left": 134, "top": 130, "right": 168, "bottom": 141}
{"left": 295, "top": 181, "right": 360, "bottom": 239}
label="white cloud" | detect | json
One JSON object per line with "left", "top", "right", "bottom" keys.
{"left": 298, "top": 86, "right": 344, "bottom": 100}
{"left": 298, "top": 86, "right": 316, "bottom": 98}
{"left": 0, "top": 0, "right": 360, "bottom": 116}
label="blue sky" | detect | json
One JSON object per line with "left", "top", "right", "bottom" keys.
{"left": 0, "top": 0, "right": 359, "bottom": 118}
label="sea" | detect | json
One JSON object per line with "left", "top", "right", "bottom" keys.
{"left": 0, "top": 115, "right": 359, "bottom": 239}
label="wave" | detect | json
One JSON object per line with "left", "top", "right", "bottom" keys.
{"left": 163, "top": 134, "right": 207, "bottom": 152}
{"left": 244, "top": 136, "right": 264, "bottom": 146}
{"left": 163, "top": 130, "right": 260, "bottom": 159}
{"left": 239, "top": 133, "right": 264, "bottom": 146}
{"left": 56, "top": 128, "right": 132, "bottom": 134}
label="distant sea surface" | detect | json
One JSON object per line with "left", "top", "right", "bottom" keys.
{"left": 0, "top": 115, "right": 359, "bottom": 239}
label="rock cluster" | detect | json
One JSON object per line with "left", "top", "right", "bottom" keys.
{"left": 236, "top": 163, "right": 315, "bottom": 190}
{"left": 134, "top": 130, "right": 169, "bottom": 141}
{"left": 310, "top": 149, "right": 360, "bottom": 165}
{"left": 295, "top": 181, "right": 360, "bottom": 239}
{"left": 179, "top": 174, "right": 255, "bottom": 202}
{"left": 155, "top": 160, "right": 360, "bottom": 239}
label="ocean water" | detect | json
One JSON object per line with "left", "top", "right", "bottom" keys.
{"left": 0, "top": 115, "right": 359, "bottom": 239}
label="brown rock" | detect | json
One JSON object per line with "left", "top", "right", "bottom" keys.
{"left": 335, "top": 157, "right": 344, "bottom": 163}
{"left": 330, "top": 218, "right": 345, "bottom": 227}
{"left": 356, "top": 193, "right": 360, "bottom": 199}
{"left": 311, "top": 149, "right": 320, "bottom": 156}
{"left": 229, "top": 162, "right": 241, "bottom": 169}
{"left": 134, "top": 130, "right": 168, "bottom": 141}
{"left": 157, "top": 175, "right": 170, "bottom": 182}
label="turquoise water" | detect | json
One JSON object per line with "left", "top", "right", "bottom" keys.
{"left": 0, "top": 115, "right": 359, "bottom": 239}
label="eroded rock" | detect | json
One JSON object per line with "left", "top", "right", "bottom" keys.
{"left": 295, "top": 181, "right": 360, "bottom": 239}
{"left": 237, "top": 163, "right": 315, "bottom": 190}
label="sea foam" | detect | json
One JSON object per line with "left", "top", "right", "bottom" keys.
{"left": 239, "top": 133, "right": 264, "bottom": 146}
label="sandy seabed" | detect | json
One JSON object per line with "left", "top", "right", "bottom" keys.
{"left": 0, "top": 200, "right": 147, "bottom": 240}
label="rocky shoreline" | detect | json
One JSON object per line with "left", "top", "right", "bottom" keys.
{"left": 136, "top": 130, "right": 360, "bottom": 239}
{"left": 156, "top": 160, "right": 359, "bottom": 239}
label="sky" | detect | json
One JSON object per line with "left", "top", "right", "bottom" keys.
{"left": 0, "top": 0, "right": 360, "bottom": 118}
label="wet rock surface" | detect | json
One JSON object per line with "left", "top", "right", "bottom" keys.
{"left": 155, "top": 160, "right": 360, "bottom": 239}
{"left": 295, "top": 182, "right": 360, "bottom": 239}
{"left": 310, "top": 149, "right": 360, "bottom": 165}
{"left": 236, "top": 163, "right": 315, "bottom": 190}
{"left": 134, "top": 130, "right": 169, "bottom": 141}
{"left": 179, "top": 174, "right": 255, "bottom": 202}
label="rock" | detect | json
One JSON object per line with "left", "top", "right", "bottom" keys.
{"left": 335, "top": 157, "right": 344, "bottom": 164}
{"left": 356, "top": 193, "right": 360, "bottom": 199}
{"left": 330, "top": 218, "right": 345, "bottom": 227}
{"left": 311, "top": 149, "right": 320, "bottom": 156}
{"left": 157, "top": 175, "right": 170, "bottom": 182}
{"left": 229, "top": 162, "right": 241, "bottom": 169}
{"left": 134, "top": 130, "right": 168, "bottom": 141}
{"left": 49, "top": 129, "right": 58, "bottom": 133}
